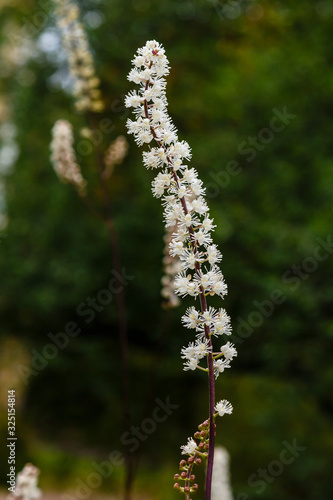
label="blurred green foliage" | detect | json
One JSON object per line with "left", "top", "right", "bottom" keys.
{"left": 0, "top": 0, "right": 333, "bottom": 498}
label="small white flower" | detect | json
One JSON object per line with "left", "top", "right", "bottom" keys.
{"left": 128, "top": 68, "right": 142, "bottom": 84}
{"left": 181, "top": 437, "right": 198, "bottom": 455}
{"left": 133, "top": 55, "right": 145, "bottom": 67}
{"left": 213, "top": 359, "right": 230, "bottom": 378}
{"left": 173, "top": 274, "right": 190, "bottom": 296}
{"left": 125, "top": 91, "right": 143, "bottom": 108}
{"left": 206, "top": 244, "right": 222, "bottom": 265}
{"left": 211, "top": 309, "right": 232, "bottom": 336}
{"left": 201, "top": 217, "right": 216, "bottom": 232}
{"left": 179, "top": 248, "right": 203, "bottom": 270}
{"left": 176, "top": 227, "right": 189, "bottom": 242}
{"left": 169, "top": 239, "right": 184, "bottom": 257}
{"left": 215, "top": 400, "right": 233, "bottom": 416}
{"left": 177, "top": 185, "right": 187, "bottom": 198}
{"left": 172, "top": 140, "right": 192, "bottom": 161}
{"left": 181, "top": 342, "right": 197, "bottom": 359}
{"left": 174, "top": 273, "right": 199, "bottom": 297}
{"left": 164, "top": 201, "right": 183, "bottom": 227}
{"left": 202, "top": 307, "right": 218, "bottom": 327}
{"left": 191, "top": 197, "right": 209, "bottom": 215}
{"left": 191, "top": 178, "right": 205, "bottom": 196}
{"left": 151, "top": 172, "right": 172, "bottom": 197}
{"left": 194, "top": 229, "right": 212, "bottom": 247}
{"left": 143, "top": 150, "right": 162, "bottom": 169}
{"left": 212, "top": 278, "right": 228, "bottom": 297}
{"left": 177, "top": 210, "right": 200, "bottom": 231}
{"left": 200, "top": 273, "right": 213, "bottom": 289}
{"left": 184, "top": 358, "right": 199, "bottom": 371}
{"left": 181, "top": 339, "right": 210, "bottom": 364}
{"left": 220, "top": 342, "right": 237, "bottom": 361}
{"left": 181, "top": 307, "right": 201, "bottom": 329}
{"left": 186, "top": 281, "right": 200, "bottom": 297}
{"left": 204, "top": 267, "right": 228, "bottom": 298}
{"left": 182, "top": 167, "right": 198, "bottom": 184}
{"left": 194, "top": 339, "right": 211, "bottom": 359}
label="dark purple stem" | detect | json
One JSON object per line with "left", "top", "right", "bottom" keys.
{"left": 185, "top": 454, "right": 196, "bottom": 500}
{"left": 143, "top": 80, "right": 216, "bottom": 499}
{"left": 87, "top": 111, "right": 133, "bottom": 500}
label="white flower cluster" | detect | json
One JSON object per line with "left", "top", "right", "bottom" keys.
{"left": 54, "top": 0, "right": 103, "bottom": 112}
{"left": 181, "top": 437, "right": 198, "bottom": 456}
{"left": 125, "top": 40, "right": 237, "bottom": 383}
{"left": 7, "top": 463, "right": 41, "bottom": 500}
{"left": 50, "top": 119, "right": 87, "bottom": 195}
{"left": 215, "top": 399, "right": 233, "bottom": 417}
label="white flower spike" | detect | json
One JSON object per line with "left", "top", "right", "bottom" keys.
{"left": 125, "top": 39, "right": 236, "bottom": 378}
{"left": 125, "top": 42, "right": 237, "bottom": 492}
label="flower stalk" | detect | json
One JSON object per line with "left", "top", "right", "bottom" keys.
{"left": 125, "top": 40, "right": 236, "bottom": 498}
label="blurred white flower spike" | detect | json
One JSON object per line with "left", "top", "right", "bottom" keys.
{"left": 50, "top": 119, "right": 87, "bottom": 196}
{"left": 103, "top": 135, "right": 129, "bottom": 179}
{"left": 7, "top": 463, "right": 41, "bottom": 500}
{"left": 54, "top": 0, "right": 104, "bottom": 112}
{"left": 125, "top": 40, "right": 236, "bottom": 498}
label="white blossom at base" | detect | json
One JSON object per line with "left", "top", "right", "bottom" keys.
{"left": 50, "top": 119, "right": 86, "bottom": 195}
{"left": 211, "top": 447, "right": 234, "bottom": 500}
{"left": 7, "top": 463, "right": 42, "bottom": 500}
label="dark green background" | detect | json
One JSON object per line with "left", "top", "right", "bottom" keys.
{"left": 0, "top": 0, "right": 332, "bottom": 498}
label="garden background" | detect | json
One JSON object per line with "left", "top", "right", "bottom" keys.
{"left": 0, "top": 0, "right": 333, "bottom": 499}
